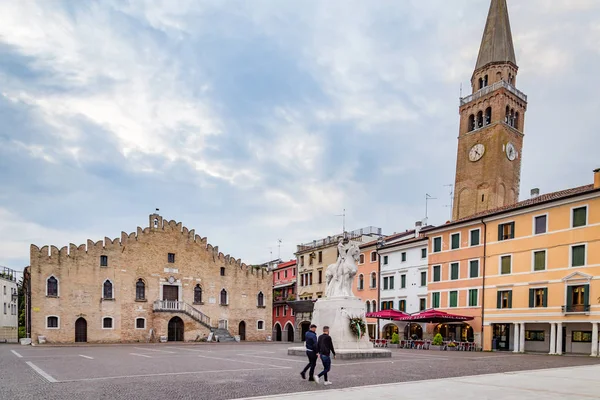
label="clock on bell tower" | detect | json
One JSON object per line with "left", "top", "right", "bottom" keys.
{"left": 452, "top": 0, "right": 527, "bottom": 221}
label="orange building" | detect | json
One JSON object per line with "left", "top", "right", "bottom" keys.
{"left": 354, "top": 241, "right": 380, "bottom": 339}
{"left": 427, "top": 170, "right": 600, "bottom": 354}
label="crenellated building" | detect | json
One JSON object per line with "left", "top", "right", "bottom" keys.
{"left": 24, "top": 213, "right": 272, "bottom": 344}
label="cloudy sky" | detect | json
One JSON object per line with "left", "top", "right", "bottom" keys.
{"left": 1, "top": 0, "right": 598, "bottom": 272}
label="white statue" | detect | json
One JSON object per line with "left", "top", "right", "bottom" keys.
{"left": 324, "top": 239, "right": 360, "bottom": 298}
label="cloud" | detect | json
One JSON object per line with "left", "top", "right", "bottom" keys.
{"left": 0, "top": 0, "right": 599, "bottom": 270}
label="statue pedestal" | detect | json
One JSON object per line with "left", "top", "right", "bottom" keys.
{"left": 288, "top": 297, "right": 391, "bottom": 359}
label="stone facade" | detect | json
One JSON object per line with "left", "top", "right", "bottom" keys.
{"left": 27, "top": 214, "right": 272, "bottom": 344}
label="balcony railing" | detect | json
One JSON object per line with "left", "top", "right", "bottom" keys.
{"left": 460, "top": 80, "right": 527, "bottom": 106}
{"left": 562, "top": 304, "right": 590, "bottom": 313}
{"left": 297, "top": 226, "right": 383, "bottom": 252}
{"left": 153, "top": 300, "right": 211, "bottom": 327}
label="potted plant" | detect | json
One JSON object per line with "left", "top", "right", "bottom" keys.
{"left": 388, "top": 332, "right": 400, "bottom": 348}
{"left": 431, "top": 333, "right": 444, "bottom": 350}
{"left": 447, "top": 341, "right": 457, "bottom": 351}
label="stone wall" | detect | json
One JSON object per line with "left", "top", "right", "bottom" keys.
{"left": 29, "top": 214, "right": 272, "bottom": 343}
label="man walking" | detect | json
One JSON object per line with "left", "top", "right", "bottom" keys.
{"left": 316, "top": 326, "right": 335, "bottom": 385}
{"left": 300, "top": 324, "right": 318, "bottom": 381}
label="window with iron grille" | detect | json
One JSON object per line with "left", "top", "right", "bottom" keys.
{"left": 168, "top": 253, "right": 175, "bottom": 263}
{"left": 100, "top": 255, "right": 108, "bottom": 267}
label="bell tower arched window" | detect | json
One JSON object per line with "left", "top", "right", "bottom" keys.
{"left": 478, "top": 78, "right": 484, "bottom": 90}
{"left": 514, "top": 112, "right": 519, "bottom": 130}
{"left": 468, "top": 114, "right": 475, "bottom": 131}
{"left": 476, "top": 111, "right": 483, "bottom": 129}
{"left": 484, "top": 107, "right": 492, "bottom": 126}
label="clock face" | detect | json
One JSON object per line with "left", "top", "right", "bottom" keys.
{"left": 469, "top": 143, "right": 485, "bottom": 162}
{"left": 506, "top": 142, "right": 517, "bottom": 161}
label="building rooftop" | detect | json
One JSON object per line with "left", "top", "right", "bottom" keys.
{"left": 474, "top": 0, "right": 517, "bottom": 71}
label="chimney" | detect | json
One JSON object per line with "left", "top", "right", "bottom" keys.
{"left": 530, "top": 188, "right": 540, "bottom": 199}
{"left": 595, "top": 168, "right": 600, "bottom": 189}
{"left": 415, "top": 221, "right": 422, "bottom": 238}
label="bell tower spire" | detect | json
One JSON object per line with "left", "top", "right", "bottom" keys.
{"left": 452, "top": 0, "right": 528, "bottom": 221}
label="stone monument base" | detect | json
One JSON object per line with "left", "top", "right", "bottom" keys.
{"left": 288, "top": 296, "right": 391, "bottom": 359}
{"left": 287, "top": 347, "right": 391, "bottom": 359}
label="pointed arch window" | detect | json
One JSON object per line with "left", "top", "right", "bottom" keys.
{"left": 468, "top": 114, "right": 475, "bottom": 131}
{"left": 103, "top": 280, "right": 113, "bottom": 300}
{"left": 366, "top": 301, "right": 371, "bottom": 313}
{"left": 485, "top": 107, "right": 492, "bottom": 126}
{"left": 47, "top": 276, "right": 58, "bottom": 297}
{"left": 220, "top": 289, "right": 228, "bottom": 305}
{"left": 371, "top": 300, "right": 377, "bottom": 312}
{"left": 510, "top": 108, "right": 515, "bottom": 127}
{"left": 135, "top": 279, "right": 145, "bottom": 301}
{"left": 194, "top": 284, "right": 203, "bottom": 304}
{"left": 370, "top": 272, "right": 377, "bottom": 289}
{"left": 257, "top": 291, "right": 264, "bottom": 307}
{"left": 358, "top": 274, "right": 364, "bottom": 290}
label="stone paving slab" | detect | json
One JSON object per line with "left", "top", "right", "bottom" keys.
{"left": 233, "top": 364, "right": 600, "bottom": 400}
{"left": 287, "top": 346, "right": 392, "bottom": 358}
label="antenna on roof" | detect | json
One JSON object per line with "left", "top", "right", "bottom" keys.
{"left": 443, "top": 184, "right": 454, "bottom": 220}
{"left": 277, "top": 239, "right": 282, "bottom": 260}
{"left": 335, "top": 209, "right": 346, "bottom": 236}
{"left": 425, "top": 194, "right": 436, "bottom": 225}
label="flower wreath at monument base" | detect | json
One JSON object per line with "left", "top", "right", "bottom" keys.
{"left": 348, "top": 316, "right": 367, "bottom": 338}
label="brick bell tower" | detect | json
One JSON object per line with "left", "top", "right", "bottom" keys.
{"left": 452, "top": 0, "right": 527, "bottom": 221}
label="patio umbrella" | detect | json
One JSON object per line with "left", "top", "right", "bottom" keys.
{"left": 365, "top": 309, "right": 408, "bottom": 319}
{"left": 395, "top": 309, "right": 474, "bottom": 324}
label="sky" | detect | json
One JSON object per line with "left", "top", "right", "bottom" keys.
{"left": 1, "top": 0, "right": 599, "bottom": 273}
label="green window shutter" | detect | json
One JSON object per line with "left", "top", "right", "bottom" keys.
{"left": 451, "top": 263, "right": 458, "bottom": 280}
{"left": 534, "top": 251, "right": 545, "bottom": 271}
{"left": 434, "top": 266, "right": 440, "bottom": 282}
{"left": 584, "top": 284, "right": 590, "bottom": 306}
{"left": 543, "top": 288, "right": 548, "bottom": 307}
{"left": 566, "top": 286, "right": 573, "bottom": 308}
{"left": 501, "top": 256, "right": 511, "bottom": 274}
{"left": 470, "top": 260, "right": 478, "bottom": 278}
{"left": 573, "top": 207, "right": 587, "bottom": 227}
{"left": 572, "top": 245, "right": 585, "bottom": 267}
{"left": 529, "top": 289, "right": 534, "bottom": 308}
{"left": 508, "top": 291, "right": 512, "bottom": 308}
{"left": 471, "top": 230, "right": 480, "bottom": 246}
{"left": 498, "top": 224, "right": 503, "bottom": 241}
{"left": 497, "top": 291, "right": 501, "bottom": 309}
{"left": 451, "top": 234, "right": 459, "bottom": 249}
{"left": 509, "top": 222, "right": 515, "bottom": 239}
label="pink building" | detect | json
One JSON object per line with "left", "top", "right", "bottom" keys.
{"left": 272, "top": 260, "right": 296, "bottom": 342}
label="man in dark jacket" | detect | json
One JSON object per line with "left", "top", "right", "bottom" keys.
{"left": 300, "top": 324, "right": 318, "bottom": 381}
{"left": 316, "top": 326, "right": 335, "bottom": 385}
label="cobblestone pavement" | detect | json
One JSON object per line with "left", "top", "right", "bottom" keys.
{"left": 1, "top": 343, "right": 599, "bottom": 400}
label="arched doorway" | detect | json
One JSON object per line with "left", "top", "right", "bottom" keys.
{"left": 239, "top": 321, "right": 246, "bottom": 341}
{"left": 168, "top": 317, "right": 184, "bottom": 342}
{"left": 404, "top": 323, "right": 423, "bottom": 339}
{"left": 75, "top": 317, "right": 87, "bottom": 343}
{"left": 286, "top": 323, "right": 294, "bottom": 342}
{"left": 300, "top": 321, "right": 311, "bottom": 341}
{"left": 382, "top": 324, "right": 399, "bottom": 340}
{"left": 274, "top": 323, "right": 282, "bottom": 341}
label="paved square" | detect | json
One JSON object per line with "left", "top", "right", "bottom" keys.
{"left": 2, "top": 343, "right": 600, "bottom": 400}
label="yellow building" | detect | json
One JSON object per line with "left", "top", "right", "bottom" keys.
{"left": 429, "top": 170, "right": 600, "bottom": 355}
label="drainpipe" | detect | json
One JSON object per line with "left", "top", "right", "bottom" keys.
{"left": 481, "top": 219, "right": 487, "bottom": 351}
{"left": 376, "top": 244, "right": 382, "bottom": 340}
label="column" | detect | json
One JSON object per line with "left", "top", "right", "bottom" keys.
{"left": 549, "top": 323, "right": 556, "bottom": 355}
{"left": 591, "top": 322, "right": 599, "bottom": 357}
{"left": 513, "top": 323, "right": 520, "bottom": 353}
{"left": 556, "top": 322, "right": 563, "bottom": 355}
{"left": 520, "top": 323, "right": 526, "bottom": 353}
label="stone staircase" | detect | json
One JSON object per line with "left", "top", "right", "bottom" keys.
{"left": 211, "top": 328, "right": 236, "bottom": 342}
{"left": 153, "top": 300, "right": 211, "bottom": 330}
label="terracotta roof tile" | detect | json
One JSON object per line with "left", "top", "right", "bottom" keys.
{"left": 452, "top": 184, "right": 597, "bottom": 225}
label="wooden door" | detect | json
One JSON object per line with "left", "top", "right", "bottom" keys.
{"left": 75, "top": 317, "right": 87, "bottom": 343}
{"left": 168, "top": 317, "right": 184, "bottom": 341}
{"left": 239, "top": 321, "right": 246, "bottom": 341}
{"left": 163, "top": 285, "right": 179, "bottom": 301}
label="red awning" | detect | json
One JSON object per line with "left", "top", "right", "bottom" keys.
{"left": 365, "top": 309, "right": 409, "bottom": 319}
{"left": 396, "top": 309, "right": 474, "bottom": 323}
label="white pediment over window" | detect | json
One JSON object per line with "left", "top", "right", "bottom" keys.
{"left": 562, "top": 271, "right": 592, "bottom": 283}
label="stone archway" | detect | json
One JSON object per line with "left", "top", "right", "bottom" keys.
{"left": 285, "top": 322, "right": 294, "bottom": 342}
{"left": 274, "top": 323, "right": 282, "bottom": 341}
{"left": 300, "top": 321, "right": 311, "bottom": 342}
{"left": 168, "top": 317, "right": 184, "bottom": 342}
